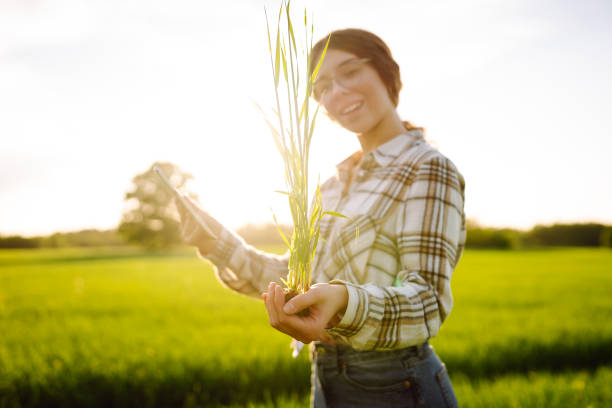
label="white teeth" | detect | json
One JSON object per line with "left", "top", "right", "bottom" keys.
{"left": 342, "top": 102, "right": 361, "bottom": 115}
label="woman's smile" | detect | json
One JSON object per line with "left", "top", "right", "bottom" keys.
{"left": 316, "top": 49, "right": 402, "bottom": 142}
{"left": 340, "top": 100, "right": 364, "bottom": 116}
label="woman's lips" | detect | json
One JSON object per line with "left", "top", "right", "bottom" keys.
{"left": 340, "top": 101, "right": 363, "bottom": 116}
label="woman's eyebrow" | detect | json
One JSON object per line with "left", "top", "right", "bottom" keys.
{"left": 316, "top": 58, "right": 360, "bottom": 81}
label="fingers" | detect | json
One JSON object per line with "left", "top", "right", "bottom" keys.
{"left": 180, "top": 209, "right": 213, "bottom": 250}
{"left": 175, "top": 194, "right": 200, "bottom": 221}
{"left": 265, "top": 282, "right": 279, "bottom": 328}
{"left": 264, "top": 283, "right": 304, "bottom": 340}
{"left": 175, "top": 195, "right": 198, "bottom": 223}
{"left": 181, "top": 194, "right": 206, "bottom": 220}
{"left": 176, "top": 196, "right": 217, "bottom": 256}
{"left": 180, "top": 194, "right": 222, "bottom": 236}
{"left": 180, "top": 194, "right": 196, "bottom": 214}
{"left": 273, "top": 284, "right": 285, "bottom": 312}
{"left": 181, "top": 214, "right": 193, "bottom": 236}
{"left": 181, "top": 215, "right": 201, "bottom": 245}
{"left": 283, "top": 287, "right": 320, "bottom": 315}
{"left": 174, "top": 198, "right": 186, "bottom": 219}
{"left": 177, "top": 196, "right": 197, "bottom": 239}
{"left": 263, "top": 282, "right": 336, "bottom": 344}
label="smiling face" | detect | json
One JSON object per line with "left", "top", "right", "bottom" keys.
{"left": 314, "top": 49, "right": 397, "bottom": 135}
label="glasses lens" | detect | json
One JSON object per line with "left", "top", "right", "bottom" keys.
{"left": 312, "top": 58, "right": 369, "bottom": 101}
{"left": 336, "top": 60, "right": 366, "bottom": 89}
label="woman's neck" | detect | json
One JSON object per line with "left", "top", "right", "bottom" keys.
{"left": 356, "top": 110, "right": 406, "bottom": 155}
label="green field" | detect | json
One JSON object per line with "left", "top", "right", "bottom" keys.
{"left": 1, "top": 247, "right": 611, "bottom": 407}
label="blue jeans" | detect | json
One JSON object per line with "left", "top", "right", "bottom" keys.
{"left": 310, "top": 341, "right": 458, "bottom": 408}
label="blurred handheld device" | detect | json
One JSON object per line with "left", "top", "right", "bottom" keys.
{"left": 153, "top": 165, "right": 217, "bottom": 240}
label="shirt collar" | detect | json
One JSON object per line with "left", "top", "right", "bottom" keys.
{"left": 335, "top": 129, "right": 425, "bottom": 181}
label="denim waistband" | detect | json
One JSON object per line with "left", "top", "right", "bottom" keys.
{"left": 313, "top": 341, "right": 431, "bottom": 368}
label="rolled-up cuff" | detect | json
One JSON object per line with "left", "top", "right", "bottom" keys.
{"left": 325, "top": 280, "right": 368, "bottom": 339}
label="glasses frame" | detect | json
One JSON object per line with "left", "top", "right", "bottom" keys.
{"left": 312, "top": 57, "right": 371, "bottom": 101}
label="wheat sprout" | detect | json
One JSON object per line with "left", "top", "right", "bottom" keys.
{"left": 258, "top": 1, "right": 343, "bottom": 294}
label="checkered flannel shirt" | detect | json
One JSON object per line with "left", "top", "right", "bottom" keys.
{"left": 206, "top": 129, "right": 466, "bottom": 350}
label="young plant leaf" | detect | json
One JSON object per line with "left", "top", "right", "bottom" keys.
{"left": 323, "top": 210, "right": 347, "bottom": 218}
{"left": 271, "top": 209, "right": 291, "bottom": 249}
{"left": 258, "top": 1, "right": 328, "bottom": 296}
{"left": 273, "top": 7, "right": 282, "bottom": 87}
{"left": 311, "top": 33, "right": 331, "bottom": 83}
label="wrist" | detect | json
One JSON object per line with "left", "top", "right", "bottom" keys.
{"left": 326, "top": 284, "right": 348, "bottom": 328}
{"left": 335, "top": 284, "right": 348, "bottom": 316}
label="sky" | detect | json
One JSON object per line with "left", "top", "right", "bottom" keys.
{"left": 1, "top": 0, "right": 611, "bottom": 236}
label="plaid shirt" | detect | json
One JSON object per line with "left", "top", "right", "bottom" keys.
{"left": 206, "top": 129, "right": 466, "bottom": 351}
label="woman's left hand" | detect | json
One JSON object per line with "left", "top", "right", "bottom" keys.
{"left": 262, "top": 282, "right": 348, "bottom": 344}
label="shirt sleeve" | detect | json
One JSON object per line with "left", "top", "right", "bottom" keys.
{"left": 202, "top": 225, "right": 290, "bottom": 298}
{"left": 326, "top": 154, "right": 466, "bottom": 350}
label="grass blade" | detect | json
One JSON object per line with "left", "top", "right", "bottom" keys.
{"left": 257, "top": 1, "right": 332, "bottom": 294}
{"left": 323, "top": 210, "right": 347, "bottom": 218}
{"left": 281, "top": 41, "right": 289, "bottom": 83}
{"left": 274, "top": 29, "right": 281, "bottom": 87}
{"left": 311, "top": 33, "right": 331, "bottom": 83}
{"left": 271, "top": 209, "right": 291, "bottom": 249}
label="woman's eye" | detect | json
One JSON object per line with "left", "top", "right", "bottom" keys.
{"left": 340, "top": 68, "right": 359, "bottom": 79}
{"left": 314, "top": 82, "right": 330, "bottom": 95}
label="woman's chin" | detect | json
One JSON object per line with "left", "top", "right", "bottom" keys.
{"left": 341, "top": 121, "right": 373, "bottom": 135}
{"left": 334, "top": 114, "right": 367, "bottom": 133}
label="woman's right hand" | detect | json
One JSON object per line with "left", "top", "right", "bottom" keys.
{"left": 262, "top": 282, "right": 348, "bottom": 344}
{"left": 175, "top": 194, "right": 222, "bottom": 256}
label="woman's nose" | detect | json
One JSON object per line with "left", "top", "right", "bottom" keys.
{"left": 329, "top": 78, "right": 350, "bottom": 96}
{"left": 322, "top": 79, "right": 350, "bottom": 107}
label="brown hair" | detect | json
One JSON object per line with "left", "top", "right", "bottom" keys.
{"left": 309, "top": 28, "right": 422, "bottom": 132}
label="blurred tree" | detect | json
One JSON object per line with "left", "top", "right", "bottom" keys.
{"left": 0, "top": 235, "right": 40, "bottom": 249}
{"left": 465, "top": 227, "right": 520, "bottom": 249}
{"left": 39, "top": 229, "right": 125, "bottom": 248}
{"left": 527, "top": 223, "right": 605, "bottom": 247}
{"left": 118, "top": 162, "right": 194, "bottom": 250}
{"left": 601, "top": 226, "right": 612, "bottom": 248}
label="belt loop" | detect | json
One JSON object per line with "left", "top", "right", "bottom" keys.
{"left": 419, "top": 341, "right": 429, "bottom": 358}
{"left": 400, "top": 342, "right": 428, "bottom": 368}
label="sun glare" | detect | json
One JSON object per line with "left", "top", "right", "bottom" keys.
{"left": 0, "top": 0, "right": 611, "bottom": 236}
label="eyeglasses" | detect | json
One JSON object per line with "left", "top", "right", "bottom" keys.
{"left": 312, "top": 58, "right": 371, "bottom": 101}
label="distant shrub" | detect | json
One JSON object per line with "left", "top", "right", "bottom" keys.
{"left": 527, "top": 223, "right": 605, "bottom": 247}
{"left": 39, "top": 229, "right": 126, "bottom": 248}
{"left": 0, "top": 235, "right": 41, "bottom": 249}
{"left": 0, "top": 230, "right": 127, "bottom": 249}
{"left": 3, "top": 222, "right": 611, "bottom": 251}
{"left": 465, "top": 227, "right": 519, "bottom": 249}
{"left": 601, "top": 226, "right": 612, "bottom": 248}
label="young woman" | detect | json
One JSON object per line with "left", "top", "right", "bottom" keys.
{"left": 178, "top": 28, "right": 465, "bottom": 408}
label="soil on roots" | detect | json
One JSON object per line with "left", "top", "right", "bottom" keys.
{"left": 283, "top": 288, "right": 310, "bottom": 317}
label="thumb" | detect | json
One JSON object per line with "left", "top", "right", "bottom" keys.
{"left": 185, "top": 195, "right": 223, "bottom": 231}
{"left": 177, "top": 194, "right": 205, "bottom": 221}
{"left": 283, "top": 289, "right": 320, "bottom": 314}
{"left": 174, "top": 197, "right": 188, "bottom": 219}
{"left": 181, "top": 193, "right": 198, "bottom": 210}
{"left": 182, "top": 194, "right": 208, "bottom": 219}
